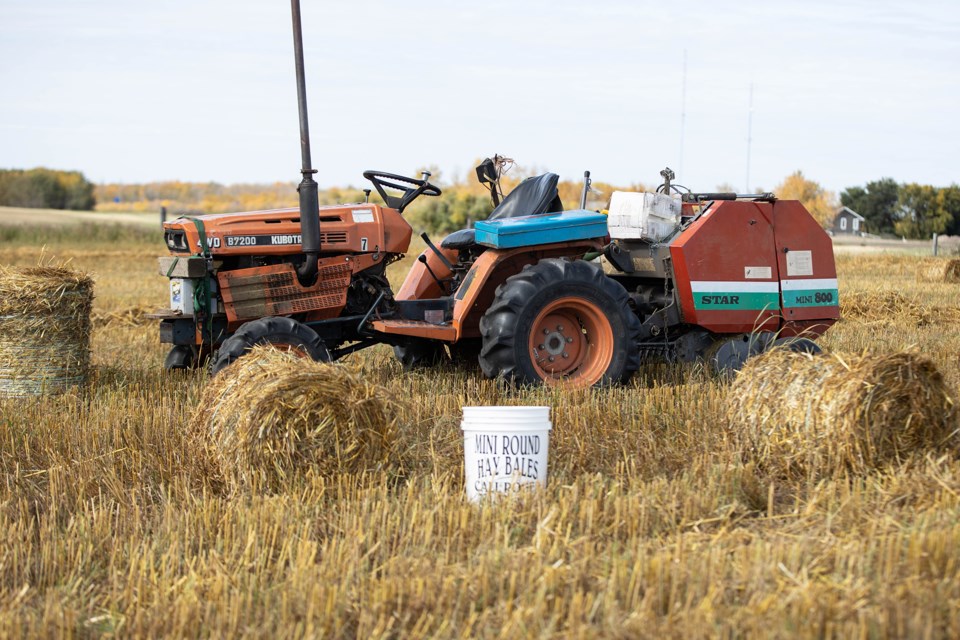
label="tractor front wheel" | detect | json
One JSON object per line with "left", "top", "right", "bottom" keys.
{"left": 478, "top": 259, "right": 641, "bottom": 387}
{"left": 210, "top": 316, "right": 330, "bottom": 375}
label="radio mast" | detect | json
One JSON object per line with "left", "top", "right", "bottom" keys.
{"left": 679, "top": 49, "right": 687, "bottom": 179}
{"left": 745, "top": 82, "right": 754, "bottom": 192}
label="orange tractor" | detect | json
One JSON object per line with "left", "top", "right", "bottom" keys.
{"left": 153, "top": 3, "right": 840, "bottom": 387}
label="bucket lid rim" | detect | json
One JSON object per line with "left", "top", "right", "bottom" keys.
{"left": 461, "top": 421, "right": 553, "bottom": 432}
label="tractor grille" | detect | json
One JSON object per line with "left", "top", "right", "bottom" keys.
{"left": 322, "top": 231, "right": 348, "bottom": 244}
{"left": 218, "top": 262, "right": 352, "bottom": 321}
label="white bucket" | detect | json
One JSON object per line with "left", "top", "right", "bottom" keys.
{"left": 461, "top": 406, "right": 552, "bottom": 502}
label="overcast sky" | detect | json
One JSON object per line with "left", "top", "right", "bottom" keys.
{"left": 1, "top": 0, "right": 957, "bottom": 194}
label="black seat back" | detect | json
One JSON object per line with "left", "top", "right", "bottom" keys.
{"left": 488, "top": 173, "right": 563, "bottom": 220}
{"left": 439, "top": 173, "right": 564, "bottom": 251}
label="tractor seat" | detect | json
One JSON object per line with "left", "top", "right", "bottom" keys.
{"left": 441, "top": 173, "right": 564, "bottom": 250}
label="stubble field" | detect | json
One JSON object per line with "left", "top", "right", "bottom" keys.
{"left": 1, "top": 211, "right": 958, "bottom": 638}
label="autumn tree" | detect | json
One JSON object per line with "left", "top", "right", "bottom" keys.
{"left": 0, "top": 168, "right": 95, "bottom": 210}
{"left": 894, "top": 183, "right": 953, "bottom": 239}
{"left": 940, "top": 185, "right": 960, "bottom": 236}
{"left": 407, "top": 189, "right": 492, "bottom": 235}
{"left": 774, "top": 171, "right": 836, "bottom": 228}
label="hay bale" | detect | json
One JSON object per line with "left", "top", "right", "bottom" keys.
{"left": 916, "top": 259, "right": 960, "bottom": 283}
{"left": 194, "top": 346, "right": 402, "bottom": 492}
{"left": 916, "top": 262, "right": 945, "bottom": 283}
{"left": 839, "top": 291, "right": 928, "bottom": 325}
{"left": 727, "top": 351, "right": 956, "bottom": 479}
{"left": 0, "top": 263, "right": 94, "bottom": 397}
{"left": 945, "top": 259, "right": 960, "bottom": 283}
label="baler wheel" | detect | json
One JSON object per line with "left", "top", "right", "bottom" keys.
{"left": 705, "top": 336, "right": 754, "bottom": 378}
{"left": 770, "top": 336, "right": 822, "bottom": 355}
{"left": 210, "top": 316, "right": 330, "bottom": 376}
{"left": 478, "top": 258, "right": 641, "bottom": 387}
{"left": 707, "top": 334, "right": 823, "bottom": 378}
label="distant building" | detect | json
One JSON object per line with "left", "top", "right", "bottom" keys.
{"left": 831, "top": 206, "right": 865, "bottom": 236}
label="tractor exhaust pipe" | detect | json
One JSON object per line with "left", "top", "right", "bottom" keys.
{"left": 291, "top": 0, "right": 320, "bottom": 285}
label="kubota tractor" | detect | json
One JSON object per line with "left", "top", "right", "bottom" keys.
{"left": 155, "top": 156, "right": 839, "bottom": 387}
{"left": 151, "top": 2, "right": 840, "bottom": 387}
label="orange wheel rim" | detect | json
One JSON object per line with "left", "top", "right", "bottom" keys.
{"left": 528, "top": 297, "right": 614, "bottom": 386}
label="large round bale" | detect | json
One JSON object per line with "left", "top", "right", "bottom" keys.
{"left": 0, "top": 264, "right": 94, "bottom": 397}
{"left": 945, "top": 259, "right": 960, "bottom": 283}
{"left": 727, "top": 350, "right": 956, "bottom": 480}
{"left": 194, "top": 346, "right": 402, "bottom": 492}
{"left": 916, "top": 258, "right": 960, "bottom": 283}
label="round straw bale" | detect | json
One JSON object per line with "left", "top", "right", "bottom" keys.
{"left": 945, "top": 259, "right": 960, "bottom": 283}
{"left": 727, "top": 350, "right": 957, "bottom": 480}
{"left": 916, "top": 262, "right": 945, "bottom": 283}
{"left": 0, "top": 263, "right": 94, "bottom": 397}
{"left": 194, "top": 346, "right": 402, "bottom": 492}
{"left": 916, "top": 259, "right": 960, "bottom": 283}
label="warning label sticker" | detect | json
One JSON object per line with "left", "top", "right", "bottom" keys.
{"left": 352, "top": 209, "right": 375, "bottom": 223}
{"left": 786, "top": 250, "right": 813, "bottom": 277}
{"left": 744, "top": 266, "right": 772, "bottom": 279}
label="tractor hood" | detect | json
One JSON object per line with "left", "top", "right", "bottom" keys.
{"left": 161, "top": 203, "right": 413, "bottom": 258}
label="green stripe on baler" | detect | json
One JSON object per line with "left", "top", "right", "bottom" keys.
{"left": 780, "top": 278, "right": 839, "bottom": 308}
{"left": 781, "top": 288, "right": 839, "bottom": 307}
{"left": 689, "top": 281, "right": 780, "bottom": 311}
{"left": 692, "top": 291, "right": 780, "bottom": 310}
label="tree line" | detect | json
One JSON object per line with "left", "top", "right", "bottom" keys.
{"left": 4, "top": 164, "right": 956, "bottom": 241}
{"left": 97, "top": 169, "right": 956, "bottom": 241}
{"left": 752, "top": 171, "right": 960, "bottom": 240}
{"left": 0, "top": 168, "right": 96, "bottom": 210}
{"left": 91, "top": 165, "right": 640, "bottom": 236}
{"left": 840, "top": 179, "right": 960, "bottom": 239}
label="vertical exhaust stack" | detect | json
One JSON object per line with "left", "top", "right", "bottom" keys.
{"left": 291, "top": 0, "right": 320, "bottom": 285}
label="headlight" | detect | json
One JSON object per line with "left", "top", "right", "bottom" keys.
{"left": 164, "top": 230, "right": 188, "bottom": 252}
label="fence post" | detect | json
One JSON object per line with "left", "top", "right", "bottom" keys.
{"left": 160, "top": 206, "right": 167, "bottom": 227}
{"left": 932, "top": 232, "right": 939, "bottom": 256}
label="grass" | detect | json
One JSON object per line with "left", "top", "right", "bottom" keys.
{"left": 0, "top": 221, "right": 161, "bottom": 247}
{"left": 0, "top": 235, "right": 958, "bottom": 637}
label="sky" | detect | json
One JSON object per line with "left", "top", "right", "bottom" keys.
{"left": 1, "top": 0, "right": 958, "bottom": 194}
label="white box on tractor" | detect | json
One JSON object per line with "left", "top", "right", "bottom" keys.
{"left": 607, "top": 191, "right": 681, "bottom": 242}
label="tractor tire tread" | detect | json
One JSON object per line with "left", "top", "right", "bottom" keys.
{"left": 210, "top": 316, "right": 329, "bottom": 376}
{"left": 478, "top": 258, "right": 642, "bottom": 386}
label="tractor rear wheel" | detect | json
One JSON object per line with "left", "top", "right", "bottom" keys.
{"left": 478, "top": 258, "right": 642, "bottom": 387}
{"left": 210, "top": 316, "right": 330, "bottom": 375}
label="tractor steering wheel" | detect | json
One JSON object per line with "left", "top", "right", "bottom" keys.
{"left": 362, "top": 170, "right": 442, "bottom": 213}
